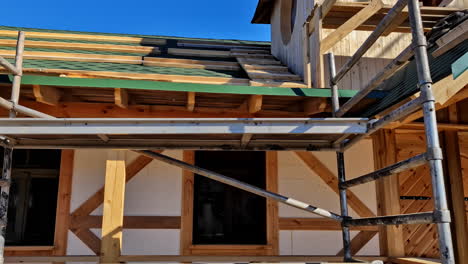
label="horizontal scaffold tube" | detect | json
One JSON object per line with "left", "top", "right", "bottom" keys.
{"left": 341, "top": 153, "right": 427, "bottom": 188}
{"left": 332, "top": 0, "right": 408, "bottom": 85}
{"left": 137, "top": 150, "right": 343, "bottom": 221}
{"left": 0, "top": 56, "right": 19, "bottom": 75}
{"left": 343, "top": 95, "right": 425, "bottom": 150}
{"left": 336, "top": 46, "right": 413, "bottom": 117}
{"left": 345, "top": 212, "right": 435, "bottom": 226}
{"left": 0, "top": 97, "right": 54, "bottom": 119}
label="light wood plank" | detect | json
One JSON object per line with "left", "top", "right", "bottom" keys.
{"left": 187, "top": 92, "right": 196, "bottom": 112}
{"left": 0, "top": 30, "right": 166, "bottom": 45}
{"left": 114, "top": 88, "right": 128, "bottom": 109}
{"left": 266, "top": 152, "right": 279, "bottom": 255}
{"left": 100, "top": 157, "right": 126, "bottom": 263}
{"left": 248, "top": 95, "right": 263, "bottom": 114}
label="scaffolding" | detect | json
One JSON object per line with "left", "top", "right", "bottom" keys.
{"left": 0, "top": 0, "right": 459, "bottom": 263}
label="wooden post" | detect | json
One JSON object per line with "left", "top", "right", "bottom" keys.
{"left": 266, "top": 152, "right": 279, "bottom": 255}
{"left": 372, "top": 129, "right": 405, "bottom": 257}
{"left": 310, "top": 6, "right": 325, "bottom": 88}
{"left": 443, "top": 105, "right": 468, "bottom": 264}
{"left": 180, "top": 151, "right": 195, "bottom": 256}
{"left": 100, "top": 152, "right": 126, "bottom": 264}
{"left": 52, "top": 150, "right": 75, "bottom": 258}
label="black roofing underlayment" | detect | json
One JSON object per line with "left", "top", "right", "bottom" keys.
{"left": 358, "top": 39, "right": 468, "bottom": 118}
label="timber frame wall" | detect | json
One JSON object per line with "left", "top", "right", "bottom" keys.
{"left": 0, "top": 0, "right": 466, "bottom": 263}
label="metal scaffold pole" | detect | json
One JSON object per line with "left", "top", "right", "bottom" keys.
{"left": 0, "top": 31, "right": 25, "bottom": 264}
{"left": 328, "top": 52, "right": 352, "bottom": 262}
{"left": 407, "top": 0, "right": 455, "bottom": 263}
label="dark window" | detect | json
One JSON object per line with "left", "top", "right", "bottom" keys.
{"left": 0, "top": 149, "right": 61, "bottom": 246}
{"left": 193, "top": 151, "right": 266, "bottom": 245}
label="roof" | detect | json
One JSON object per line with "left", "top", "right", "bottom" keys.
{"left": 252, "top": 0, "right": 275, "bottom": 24}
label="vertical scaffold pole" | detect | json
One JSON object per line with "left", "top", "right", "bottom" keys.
{"left": 328, "top": 52, "right": 352, "bottom": 262}
{"left": 407, "top": 1, "right": 455, "bottom": 263}
{"left": 9, "top": 31, "right": 25, "bottom": 118}
{"left": 0, "top": 145, "right": 12, "bottom": 264}
{"left": 0, "top": 31, "right": 24, "bottom": 264}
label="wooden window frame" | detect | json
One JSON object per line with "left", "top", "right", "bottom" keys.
{"left": 180, "top": 151, "right": 279, "bottom": 256}
{"left": 5, "top": 150, "right": 74, "bottom": 257}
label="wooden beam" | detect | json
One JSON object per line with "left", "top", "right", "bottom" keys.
{"left": 71, "top": 228, "right": 101, "bottom": 255}
{"left": 248, "top": 95, "right": 263, "bottom": 114}
{"left": 168, "top": 48, "right": 231, "bottom": 58}
{"left": 382, "top": 7, "right": 408, "bottom": 36}
{"left": 310, "top": 7, "right": 325, "bottom": 88}
{"left": 336, "top": 231, "right": 378, "bottom": 256}
{"left": 320, "top": 0, "right": 339, "bottom": 19}
{"left": 52, "top": 150, "right": 74, "bottom": 258}
{"left": 279, "top": 218, "right": 378, "bottom": 231}
{"left": 70, "top": 215, "right": 181, "bottom": 229}
{"left": 389, "top": 73, "right": 468, "bottom": 129}
{"left": 0, "top": 39, "right": 160, "bottom": 55}
{"left": 114, "top": 88, "right": 128, "bottom": 109}
{"left": 143, "top": 57, "right": 240, "bottom": 71}
{"left": 71, "top": 154, "right": 154, "bottom": 218}
{"left": 0, "top": 29, "right": 166, "bottom": 45}
{"left": 303, "top": 98, "right": 329, "bottom": 116}
{"left": 16, "top": 101, "right": 307, "bottom": 119}
{"left": 266, "top": 152, "right": 279, "bottom": 255}
{"left": 186, "top": 92, "right": 196, "bottom": 112}
{"left": 433, "top": 19, "right": 468, "bottom": 57}
{"left": 100, "top": 157, "right": 126, "bottom": 263}
{"left": 302, "top": 23, "right": 312, "bottom": 88}
{"left": 4, "top": 255, "right": 388, "bottom": 263}
{"left": 321, "top": 0, "right": 384, "bottom": 53}
{"left": 33, "top": 85, "right": 62, "bottom": 106}
{"left": 372, "top": 130, "right": 405, "bottom": 257}
{"left": 0, "top": 49, "right": 142, "bottom": 65}
{"left": 0, "top": 67, "right": 250, "bottom": 86}
{"left": 180, "top": 151, "right": 195, "bottom": 256}
{"left": 71, "top": 215, "right": 381, "bottom": 231}
{"left": 390, "top": 258, "right": 442, "bottom": 264}
{"left": 443, "top": 105, "right": 468, "bottom": 264}
{"left": 294, "top": 152, "right": 376, "bottom": 217}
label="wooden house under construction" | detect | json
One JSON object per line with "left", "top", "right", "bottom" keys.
{"left": 0, "top": 0, "right": 467, "bottom": 263}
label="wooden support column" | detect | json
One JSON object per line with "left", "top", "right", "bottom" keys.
{"left": 443, "top": 104, "right": 468, "bottom": 264}
{"left": 266, "top": 152, "right": 279, "bottom": 255}
{"left": 310, "top": 6, "right": 325, "bottom": 88}
{"left": 180, "top": 151, "right": 195, "bottom": 256}
{"left": 372, "top": 129, "right": 405, "bottom": 257}
{"left": 52, "top": 150, "right": 75, "bottom": 258}
{"left": 100, "top": 154, "right": 126, "bottom": 264}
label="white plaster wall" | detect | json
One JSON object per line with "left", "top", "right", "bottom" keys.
{"left": 278, "top": 139, "right": 380, "bottom": 255}
{"left": 67, "top": 143, "right": 378, "bottom": 256}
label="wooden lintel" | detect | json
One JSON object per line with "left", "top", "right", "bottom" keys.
{"left": 187, "top": 92, "right": 195, "bottom": 112}
{"left": 71, "top": 215, "right": 181, "bottom": 230}
{"left": 114, "top": 88, "right": 128, "bottom": 109}
{"left": 32, "top": 85, "right": 62, "bottom": 106}
{"left": 248, "top": 94, "right": 263, "bottom": 114}
{"left": 100, "top": 156, "right": 126, "bottom": 263}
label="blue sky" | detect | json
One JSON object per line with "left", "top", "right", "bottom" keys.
{"left": 2, "top": 0, "right": 270, "bottom": 42}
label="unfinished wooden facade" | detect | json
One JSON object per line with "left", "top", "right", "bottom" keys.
{"left": 0, "top": 0, "right": 466, "bottom": 263}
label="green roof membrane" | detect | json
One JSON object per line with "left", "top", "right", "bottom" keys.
{"left": 452, "top": 51, "right": 468, "bottom": 79}
{"left": 4, "top": 75, "right": 386, "bottom": 98}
